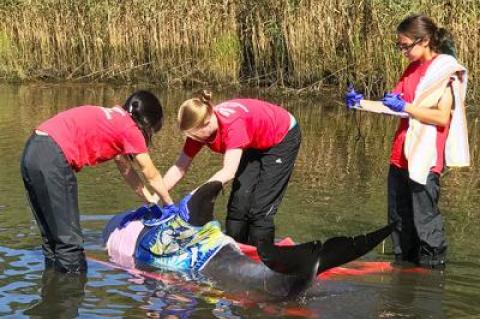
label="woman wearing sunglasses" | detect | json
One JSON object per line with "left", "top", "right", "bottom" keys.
{"left": 345, "top": 14, "right": 470, "bottom": 269}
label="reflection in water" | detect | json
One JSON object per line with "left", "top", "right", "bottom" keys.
{"left": 131, "top": 275, "right": 243, "bottom": 319}
{"left": 301, "top": 267, "right": 445, "bottom": 318}
{"left": 377, "top": 268, "right": 446, "bottom": 318}
{"left": 141, "top": 278, "right": 198, "bottom": 319}
{"left": 24, "top": 269, "right": 87, "bottom": 319}
{"left": 212, "top": 299, "right": 242, "bottom": 319}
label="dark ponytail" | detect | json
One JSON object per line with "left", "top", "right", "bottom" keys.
{"left": 432, "top": 27, "right": 456, "bottom": 57}
{"left": 123, "top": 90, "right": 163, "bottom": 146}
{"left": 397, "top": 14, "right": 456, "bottom": 57}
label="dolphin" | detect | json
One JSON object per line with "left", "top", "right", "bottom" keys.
{"left": 103, "top": 181, "right": 392, "bottom": 300}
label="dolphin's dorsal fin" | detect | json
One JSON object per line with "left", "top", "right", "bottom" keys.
{"left": 188, "top": 181, "right": 223, "bottom": 226}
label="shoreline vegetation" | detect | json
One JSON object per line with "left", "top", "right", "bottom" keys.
{"left": 0, "top": 0, "right": 478, "bottom": 99}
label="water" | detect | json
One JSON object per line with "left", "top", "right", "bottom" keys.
{"left": 0, "top": 83, "right": 479, "bottom": 318}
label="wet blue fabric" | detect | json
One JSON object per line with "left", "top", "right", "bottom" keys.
{"left": 178, "top": 194, "right": 192, "bottom": 221}
{"left": 136, "top": 214, "right": 233, "bottom": 273}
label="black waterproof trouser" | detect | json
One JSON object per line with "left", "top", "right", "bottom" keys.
{"left": 226, "top": 124, "right": 301, "bottom": 246}
{"left": 21, "top": 134, "right": 87, "bottom": 273}
{"left": 388, "top": 165, "right": 447, "bottom": 265}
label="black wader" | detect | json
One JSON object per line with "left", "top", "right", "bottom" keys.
{"left": 388, "top": 165, "right": 447, "bottom": 268}
{"left": 21, "top": 134, "right": 87, "bottom": 273}
{"left": 226, "top": 124, "right": 301, "bottom": 246}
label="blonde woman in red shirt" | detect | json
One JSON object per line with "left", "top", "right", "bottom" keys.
{"left": 163, "top": 91, "right": 301, "bottom": 247}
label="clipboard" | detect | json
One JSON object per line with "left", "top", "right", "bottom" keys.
{"left": 352, "top": 100, "right": 409, "bottom": 118}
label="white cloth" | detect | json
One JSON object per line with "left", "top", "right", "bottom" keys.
{"left": 404, "top": 54, "right": 470, "bottom": 184}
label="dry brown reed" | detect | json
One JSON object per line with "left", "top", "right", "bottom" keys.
{"left": 0, "top": 0, "right": 479, "bottom": 98}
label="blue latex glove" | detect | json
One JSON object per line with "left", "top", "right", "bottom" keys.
{"left": 382, "top": 92, "right": 406, "bottom": 112}
{"left": 142, "top": 203, "right": 175, "bottom": 227}
{"left": 345, "top": 85, "right": 364, "bottom": 109}
{"left": 178, "top": 194, "right": 192, "bottom": 222}
{"left": 119, "top": 205, "right": 150, "bottom": 228}
{"left": 161, "top": 203, "right": 179, "bottom": 219}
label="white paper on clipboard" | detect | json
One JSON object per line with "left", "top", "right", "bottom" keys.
{"left": 353, "top": 100, "right": 409, "bottom": 118}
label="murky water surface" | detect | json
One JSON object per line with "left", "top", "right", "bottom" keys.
{"left": 0, "top": 84, "right": 479, "bottom": 318}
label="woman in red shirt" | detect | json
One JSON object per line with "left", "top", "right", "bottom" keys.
{"left": 163, "top": 91, "right": 301, "bottom": 247}
{"left": 21, "top": 90, "right": 175, "bottom": 273}
{"left": 346, "top": 15, "right": 468, "bottom": 269}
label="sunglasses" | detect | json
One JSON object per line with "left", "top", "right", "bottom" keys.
{"left": 396, "top": 38, "right": 422, "bottom": 52}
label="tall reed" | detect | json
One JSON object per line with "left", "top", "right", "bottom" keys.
{"left": 0, "top": 0, "right": 478, "bottom": 99}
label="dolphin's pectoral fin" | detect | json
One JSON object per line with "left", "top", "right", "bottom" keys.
{"left": 258, "top": 240, "right": 322, "bottom": 275}
{"left": 188, "top": 181, "right": 223, "bottom": 226}
{"left": 317, "top": 223, "right": 394, "bottom": 274}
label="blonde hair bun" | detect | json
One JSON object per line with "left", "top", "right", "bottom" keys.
{"left": 198, "top": 90, "right": 213, "bottom": 104}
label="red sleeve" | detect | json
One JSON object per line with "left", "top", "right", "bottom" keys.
{"left": 122, "top": 128, "right": 148, "bottom": 154}
{"left": 183, "top": 138, "right": 204, "bottom": 158}
{"left": 224, "top": 120, "right": 250, "bottom": 150}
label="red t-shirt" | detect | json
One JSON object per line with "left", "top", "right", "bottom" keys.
{"left": 183, "top": 99, "right": 291, "bottom": 158}
{"left": 390, "top": 58, "right": 450, "bottom": 173}
{"left": 37, "top": 105, "right": 148, "bottom": 171}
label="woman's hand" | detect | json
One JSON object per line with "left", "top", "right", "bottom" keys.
{"left": 133, "top": 153, "right": 174, "bottom": 205}
{"left": 345, "top": 85, "right": 364, "bottom": 109}
{"left": 382, "top": 93, "right": 406, "bottom": 112}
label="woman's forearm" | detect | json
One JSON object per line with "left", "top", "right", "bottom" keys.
{"left": 162, "top": 152, "right": 192, "bottom": 190}
{"left": 133, "top": 153, "right": 174, "bottom": 206}
{"left": 146, "top": 172, "right": 174, "bottom": 205}
{"left": 115, "top": 156, "right": 151, "bottom": 202}
{"left": 207, "top": 148, "right": 243, "bottom": 185}
{"left": 404, "top": 104, "right": 451, "bottom": 126}
{"left": 162, "top": 165, "right": 187, "bottom": 190}
{"left": 207, "top": 168, "right": 235, "bottom": 185}
{"left": 403, "top": 84, "right": 453, "bottom": 126}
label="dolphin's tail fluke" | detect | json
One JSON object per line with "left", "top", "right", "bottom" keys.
{"left": 257, "top": 240, "right": 322, "bottom": 297}
{"left": 258, "top": 240, "right": 322, "bottom": 274}
{"left": 317, "top": 223, "right": 394, "bottom": 274}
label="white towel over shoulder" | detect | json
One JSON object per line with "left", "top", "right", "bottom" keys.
{"left": 404, "top": 54, "right": 470, "bottom": 185}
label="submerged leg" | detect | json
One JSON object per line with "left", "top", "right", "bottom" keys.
{"left": 388, "top": 165, "right": 418, "bottom": 262}
{"left": 410, "top": 173, "right": 447, "bottom": 269}
{"left": 247, "top": 125, "right": 301, "bottom": 247}
{"left": 21, "top": 135, "right": 86, "bottom": 273}
{"left": 226, "top": 150, "right": 261, "bottom": 243}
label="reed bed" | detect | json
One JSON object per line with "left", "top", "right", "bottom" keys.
{"left": 0, "top": 0, "right": 479, "bottom": 98}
